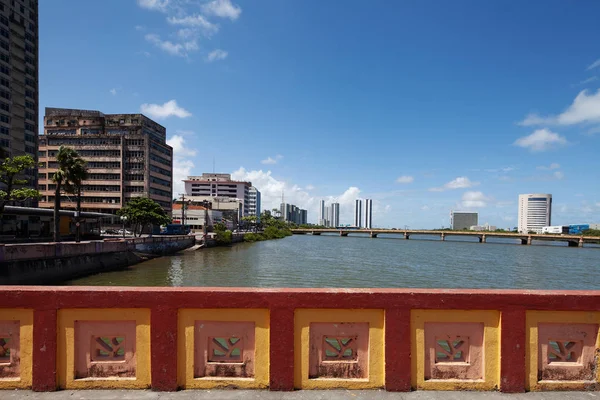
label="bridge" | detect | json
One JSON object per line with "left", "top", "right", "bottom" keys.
{"left": 291, "top": 228, "right": 600, "bottom": 247}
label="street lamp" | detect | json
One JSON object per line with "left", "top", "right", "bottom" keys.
{"left": 120, "top": 215, "right": 128, "bottom": 239}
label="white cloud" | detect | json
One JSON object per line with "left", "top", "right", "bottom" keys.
{"left": 519, "top": 89, "right": 600, "bottom": 126}
{"left": 231, "top": 168, "right": 365, "bottom": 224}
{"left": 396, "top": 175, "right": 414, "bottom": 184}
{"left": 109, "top": 88, "right": 117, "bottom": 96}
{"left": 305, "top": 184, "right": 315, "bottom": 191}
{"left": 137, "top": 0, "right": 170, "bottom": 12}
{"left": 460, "top": 191, "right": 491, "bottom": 208}
{"left": 573, "top": 76, "right": 598, "bottom": 86}
{"left": 513, "top": 129, "right": 567, "bottom": 152}
{"left": 587, "top": 59, "right": 600, "bottom": 71}
{"left": 553, "top": 171, "right": 565, "bottom": 180}
{"left": 483, "top": 166, "right": 515, "bottom": 173}
{"left": 207, "top": 49, "right": 228, "bottom": 62}
{"left": 135, "top": 25, "right": 146, "bottom": 31}
{"left": 261, "top": 155, "right": 283, "bottom": 165}
{"left": 537, "top": 162, "right": 560, "bottom": 170}
{"left": 167, "top": 134, "right": 197, "bottom": 195}
{"left": 167, "top": 15, "right": 219, "bottom": 35}
{"left": 140, "top": 99, "right": 192, "bottom": 119}
{"left": 202, "top": 0, "right": 242, "bottom": 20}
{"left": 430, "top": 176, "right": 479, "bottom": 192}
{"left": 421, "top": 205, "right": 430, "bottom": 211}
{"left": 145, "top": 33, "right": 198, "bottom": 57}
{"left": 586, "top": 126, "right": 600, "bottom": 136}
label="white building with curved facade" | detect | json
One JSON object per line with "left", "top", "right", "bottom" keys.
{"left": 518, "top": 194, "right": 552, "bottom": 233}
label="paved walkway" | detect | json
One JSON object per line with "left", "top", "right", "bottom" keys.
{"left": 3, "top": 391, "right": 599, "bottom": 400}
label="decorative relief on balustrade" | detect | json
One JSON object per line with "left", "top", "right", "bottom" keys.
{"left": 195, "top": 321, "right": 255, "bottom": 378}
{"left": 538, "top": 323, "right": 598, "bottom": 382}
{"left": 424, "top": 322, "right": 484, "bottom": 381}
{"left": 0, "top": 321, "right": 20, "bottom": 379}
{"left": 309, "top": 323, "right": 369, "bottom": 379}
{"left": 75, "top": 321, "right": 136, "bottom": 379}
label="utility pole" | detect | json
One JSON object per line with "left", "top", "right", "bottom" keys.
{"left": 180, "top": 193, "right": 185, "bottom": 226}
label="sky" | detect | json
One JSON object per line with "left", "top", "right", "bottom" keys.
{"left": 39, "top": 0, "right": 600, "bottom": 228}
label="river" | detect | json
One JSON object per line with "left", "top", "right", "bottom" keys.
{"left": 66, "top": 234, "right": 600, "bottom": 290}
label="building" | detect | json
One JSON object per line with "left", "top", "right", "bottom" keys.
{"left": 280, "top": 202, "right": 307, "bottom": 225}
{"left": 248, "top": 186, "right": 261, "bottom": 219}
{"left": 38, "top": 108, "right": 173, "bottom": 215}
{"left": 469, "top": 223, "right": 497, "bottom": 232}
{"left": 330, "top": 203, "right": 340, "bottom": 228}
{"left": 518, "top": 194, "right": 552, "bottom": 234}
{"left": 450, "top": 211, "right": 478, "bottom": 230}
{"left": 365, "top": 199, "right": 373, "bottom": 229}
{"left": 0, "top": 0, "right": 39, "bottom": 234}
{"left": 541, "top": 226, "right": 568, "bottom": 234}
{"left": 354, "top": 199, "right": 362, "bottom": 228}
{"left": 184, "top": 173, "right": 251, "bottom": 217}
{"left": 172, "top": 200, "right": 222, "bottom": 233}
{"left": 318, "top": 200, "right": 325, "bottom": 226}
{"left": 0, "top": 0, "right": 38, "bottom": 162}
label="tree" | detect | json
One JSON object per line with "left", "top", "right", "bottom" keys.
{"left": 64, "top": 158, "right": 88, "bottom": 242}
{"left": 117, "top": 197, "right": 171, "bottom": 237}
{"left": 0, "top": 155, "right": 40, "bottom": 217}
{"left": 51, "top": 146, "right": 86, "bottom": 242}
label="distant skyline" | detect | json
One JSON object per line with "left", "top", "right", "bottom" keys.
{"left": 40, "top": 1, "right": 600, "bottom": 228}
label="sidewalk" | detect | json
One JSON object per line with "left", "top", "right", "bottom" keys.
{"left": 3, "top": 391, "right": 598, "bottom": 400}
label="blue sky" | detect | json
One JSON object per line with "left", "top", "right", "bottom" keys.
{"left": 40, "top": 0, "right": 600, "bottom": 228}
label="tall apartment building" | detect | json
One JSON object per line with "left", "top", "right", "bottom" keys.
{"left": 280, "top": 202, "right": 307, "bottom": 225}
{"left": 0, "top": 0, "right": 38, "bottom": 163}
{"left": 365, "top": 199, "right": 373, "bottom": 229}
{"left": 184, "top": 173, "right": 251, "bottom": 216}
{"left": 330, "top": 203, "right": 340, "bottom": 228}
{"left": 450, "top": 211, "right": 478, "bottom": 230}
{"left": 248, "top": 186, "right": 261, "bottom": 218}
{"left": 518, "top": 193, "right": 552, "bottom": 233}
{"left": 354, "top": 199, "right": 362, "bottom": 228}
{"left": 318, "top": 199, "right": 325, "bottom": 226}
{"left": 38, "top": 108, "right": 173, "bottom": 214}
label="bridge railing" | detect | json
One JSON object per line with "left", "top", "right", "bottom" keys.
{"left": 0, "top": 287, "right": 599, "bottom": 392}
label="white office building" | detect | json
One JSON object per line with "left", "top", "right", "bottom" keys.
{"left": 184, "top": 173, "right": 252, "bottom": 216}
{"left": 248, "top": 186, "right": 261, "bottom": 218}
{"left": 365, "top": 199, "right": 373, "bottom": 229}
{"left": 331, "top": 203, "right": 340, "bottom": 228}
{"left": 318, "top": 200, "right": 326, "bottom": 226}
{"left": 354, "top": 199, "right": 363, "bottom": 228}
{"left": 518, "top": 194, "right": 552, "bottom": 233}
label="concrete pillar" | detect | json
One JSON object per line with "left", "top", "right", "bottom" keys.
{"left": 404, "top": 232, "right": 410, "bottom": 240}
{"left": 480, "top": 234, "right": 486, "bottom": 243}
{"left": 527, "top": 236, "right": 532, "bottom": 245}
{"left": 579, "top": 237, "right": 584, "bottom": 248}
{"left": 340, "top": 231, "right": 348, "bottom": 237}
{"left": 440, "top": 233, "right": 445, "bottom": 241}
{"left": 370, "top": 232, "right": 378, "bottom": 238}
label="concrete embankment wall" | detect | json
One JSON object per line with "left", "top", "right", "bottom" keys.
{"left": 0, "top": 236, "right": 194, "bottom": 284}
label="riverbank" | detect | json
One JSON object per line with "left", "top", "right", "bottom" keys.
{"left": 0, "top": 236, "right": 195, "bottom": 285}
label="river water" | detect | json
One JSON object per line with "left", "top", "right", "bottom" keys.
{"left": 67, "top": 234, "right": 600, "bottom": 290}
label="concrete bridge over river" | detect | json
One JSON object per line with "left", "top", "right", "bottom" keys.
{"left": 291, "top": 228, "right": 600, "bottom": 247}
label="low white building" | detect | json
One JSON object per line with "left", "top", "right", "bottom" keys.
{"left": 541, "top": 226, "right": 568, "bottom": 234}
{"left": 469, "top": 223, "right": 496, "bottom": 231}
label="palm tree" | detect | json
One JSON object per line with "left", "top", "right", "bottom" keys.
{"left": 65, "top": 158, "right": 88, "bottom": 242}
{"left": 51, "top": 146, "right": 86, "bottom": 242}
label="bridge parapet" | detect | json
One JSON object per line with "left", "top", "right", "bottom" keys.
{"left": 0, "top": 287, "right": 599, "bottom": 392}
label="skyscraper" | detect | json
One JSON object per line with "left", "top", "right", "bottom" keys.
{"left": 450, "top": 211, "right": 478, "bottom": 230}
{"left": 331, "top": 203, "right": 340, "bottom": 228}
{"left": 354, "top": 199, "right": 362, "bottom": 228}
{"left": 248, "top": 186, "right": 261, "bottom": 218}
{"left": 318, "top": 199, "right": 325, "bottom": 226}
{"left": 365, "top": 199, "right": 373, "bottom": 229}
{"left": 518, "top": 194, "right": 552, "bottom": 233}
{"left": 0, "top": 0, "right": 38, "bottom": 162}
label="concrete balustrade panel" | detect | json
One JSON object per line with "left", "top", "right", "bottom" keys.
{"left": 0, "top": 309, "right": 33, "bottom": 389}
{"left": 411, "top": 310, "right": 500, "bottom": 391}
{"left": 294, "top": 309, "right": 384, "bottom": 389}
{"left": 57, "top": 309, "right": 151, "bottom": 389}
{"left": 526, "top": 311, "right": 600, "bottom": 391}
{"left": 178, "top": 309, "right": 269, "bottom": 389}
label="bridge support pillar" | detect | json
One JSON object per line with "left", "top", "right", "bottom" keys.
{"left": 370, "top": 232, "right": 378, "bottom": 238}
{"left": 527, "top": 236, "right": 532, "bottom": 245}
{"left": 579, "top": 237, "right": 584, "bottom": 248}
{"left": 404, "top": 232, "right": 410, "bottom": 240}
{"left": 479, "top": 234, "right": 486, "bottom": 243}
{"left": 440, "top": 233, "right": 445, "bottom": 241}
{"left": 340, "top": 231, "right": 348, "bottom": 237}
